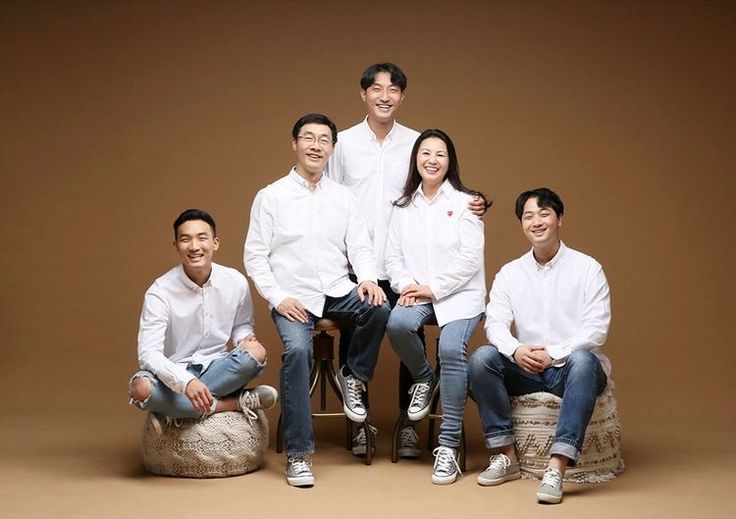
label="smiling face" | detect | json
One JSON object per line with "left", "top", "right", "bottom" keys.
{"left": 416, "top": 136, "right": 449, "bottom": 191}
{"left": 360, "top": 71, "right": 404, "bottom": 125}
{"left": 292, "top": 122, "right": 333, "bottom": 180}
{"left": 174, "top": 219, "right": 219, "bottom": 281}
{"left": 521, "top": 197, "right": 562, "bottom": 250}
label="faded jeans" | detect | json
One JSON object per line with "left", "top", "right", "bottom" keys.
{"left": 129, "top": 347, "right": 264, "bottom": 418}
{"left": 468, "top": 345, "right": 606, "bottom": 463}
{"left": 386, "top": 303, "right": 483, "bottom": 448}
{"left": 273, "top": 287, "right": 390, "bottom": 457}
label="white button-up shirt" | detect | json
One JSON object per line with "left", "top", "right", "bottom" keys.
{"left": 385, "top": 181, "right": 486, "bottom": 327}
{"left": 326, "top": 117, "right": 420, "bottom": 279}
{"left": 244, "top": 169, "right": 377, "bottom": 317}
{"left": 485, "top": 242, "right": 612, "bottom": 376}
{"left": 137, "top": 263, "right": 256, "bottom": 394}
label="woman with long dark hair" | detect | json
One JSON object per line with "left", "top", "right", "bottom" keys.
{"left": 385, "top": 129, "right": 490, "bottom": 484}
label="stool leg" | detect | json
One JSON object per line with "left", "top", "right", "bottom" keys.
{"left": 427, "top": 338, "right": 442, "bottom": 452}
{"left": 276, "top": 414, "right": 283, "bottom": 453}
{"left": 459, "top": 424, "right": 466, "bottom": 471}
{"left": 390, "top": 415, "right": 403, "bottom": 463}
{"left": 364, "top": 420, "right": 373, "bottom": 466}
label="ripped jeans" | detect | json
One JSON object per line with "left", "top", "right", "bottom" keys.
{"left": 129, "top": 348, "right": 264, "bottom": 418}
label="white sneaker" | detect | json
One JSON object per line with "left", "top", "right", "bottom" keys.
{"left": 238, "top": 385, "right": 278, "bottom": 421}
{"left": 537, "top": 467, "right": 563, "bottom": 504}
{"left": 335, "top": 368, "right": 367, "bottom": 422}
{"left": 432, "top": 446, "right": 462, "bottom": 485}
{"left": 477, "top": 453, "right": 521, "bottom": 486}
{"left": 407, "top": 379, "right": 438, "bottom": 421}
{"left": 286, "top": 456, "right": 314, "bottom": 487}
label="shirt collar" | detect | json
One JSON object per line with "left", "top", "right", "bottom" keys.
{"left": 361, "top": 116, "right": 397, "bottom": 143}
{"left": 532, "top": 241, "right": 567, "bottom": 270}
{"left": 414, "top": 179, "right": 452, "bottom": 204}
{"left": 289, "top": 167, "right": 324, "bottom": 190}
{"left": 177, "top": 263, "right": 218, "bottom": 290}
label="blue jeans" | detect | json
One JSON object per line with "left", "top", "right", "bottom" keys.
{"left": 339, "top": 278, "right": 420, "bottom": 412}
{"left": 273, "top": 288, "right": 390, "bottom": 457}
{"left": 386, "top": 304, "right": 483, "bottom": 448}
{"left": 468, "top": 345, "right": 607, "bottom": 463}
{"left": 129, "top": 348, "right": 264, "bottom": 418}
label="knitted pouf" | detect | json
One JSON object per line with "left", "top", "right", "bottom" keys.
{"left": 511, "top": 388, "right": 624, "bottom": 483}
{"left": 141, "top": 411, "right": 269, "bottom": 478}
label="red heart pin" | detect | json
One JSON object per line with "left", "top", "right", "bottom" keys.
{"left": 447, "top": 210, "right": 453, "bottom": 217}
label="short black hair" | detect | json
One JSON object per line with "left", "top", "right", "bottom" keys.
{"left": 291, "top": 113, "right": 337, "bottom": 144}
{"left": 515, "top": 188, "right": 564, "bottom": 220}
{"left": 360, "top": 63, "right": 408, "bottom": 92}
{"left": 173, "top": 208, "right": 216, "bottom": 239}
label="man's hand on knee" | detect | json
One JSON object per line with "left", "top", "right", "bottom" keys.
{"left": 185, "top": 379, "right": 213, "bottom": 415}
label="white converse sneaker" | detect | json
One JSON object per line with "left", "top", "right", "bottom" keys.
{"left": 406, "top": 378, "right": 438, "bottom": 421}
{"left": 286, "top": 456, "right": 314, "bottom": 487}
{"left": 537, "top": 467, "right": 563, "bottom": 504}
{"left": 432, "top": 446, "right": 462, "bottom": 485}
{"left": 335, "top": 368, "right": 367, "bottom": 422}
{"left": 477, "top": 453, "right": 521, "bottom": 486}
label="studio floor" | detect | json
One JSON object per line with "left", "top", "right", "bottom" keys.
{"left": 2, "top": 408, "right": 733, "bottom": 519}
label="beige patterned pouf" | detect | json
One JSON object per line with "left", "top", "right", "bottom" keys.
{"left": 511, "top": 387, "right": 624, "bottom": 483}
{"left": 142, "top": 411, "right": 269, "bottom": 478}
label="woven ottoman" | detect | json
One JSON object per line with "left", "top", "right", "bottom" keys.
{"left": 511, "top": 388, "right": 624, "bottom": 483}
{"left": 142, "top": 411, "right": 269, "bottom": 478}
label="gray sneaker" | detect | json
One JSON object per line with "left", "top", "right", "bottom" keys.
{"left": 335, "top": 368, "right": 367, "bottom": 422}
{"left": 397, "top": 425, "right": 420, "bottom": 459}
{"left": 432, "top": 446, "right": 461, "bottom": 485}
{"left": 238, "top": 385, "right": 278, "bottom": 418}
{"left": 286, "top": 456, "right": 314, "bottom": 487}
{"left": 537, "top": 467, "right": 563, "bottom": 504}
{"left": 352, "top": 424, "right": 378, "bottom": 457}
{"left": 406, "top": 378, "right": 438, "bottom": 421}
{"left": 477, "top": 453, "right": 521, "bottom": 486}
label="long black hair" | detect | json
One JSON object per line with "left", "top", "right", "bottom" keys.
{"left": 394, "top": 129, "right": 478, "bottom": 208}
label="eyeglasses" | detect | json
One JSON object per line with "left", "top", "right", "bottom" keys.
{"left": 297, "top": 133, "right": 333, "bottom": 147}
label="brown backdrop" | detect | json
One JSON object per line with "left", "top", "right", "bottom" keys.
{"left": 1, "top": 1, "right": 734, "bottom": 517}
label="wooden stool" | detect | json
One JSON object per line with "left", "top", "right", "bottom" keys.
{"left": 390, "top": 328, "right": 466, "bottom": 470}
{"left": 276, "top": 318, "right": 374, "bottom": 465}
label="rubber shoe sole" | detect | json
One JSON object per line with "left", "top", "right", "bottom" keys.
{"left": 477, "top": 470, "right": 521, "bottom": 486}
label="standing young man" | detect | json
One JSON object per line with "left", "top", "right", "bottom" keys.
{"left": 244, "top": 113, "right": 390, "bottom": 487}
{"left": 129, "top": 209, "right": 277, "bottom": 427}
{"left": 469, "top": 188, "right": 611, "bottom": 504}
{"left": 327, "top": 63, "right": 488, "bottom": 456}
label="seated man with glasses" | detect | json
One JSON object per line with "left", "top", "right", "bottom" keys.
{"left": 244, "top": 113, "right": 390, "bottom": 487}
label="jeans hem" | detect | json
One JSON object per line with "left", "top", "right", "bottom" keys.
{"left": 484, "top": 433, "right": 515, "bottom": 450}
{"left": 285, "top": 449, "right": 315, "bottom": 458}
{"left": 550, "top": 440, "right": 579, "bottom": 463}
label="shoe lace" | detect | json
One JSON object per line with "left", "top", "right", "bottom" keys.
{"left": 433, "top": 446, "right": 462, "bottom": 477}
{"left": 354, "top": 424, "right": 378, "bottom": 445}
{"left": 488, "top": 453, "right": 512, "bottom": 471}
{"left": 240, "top": 390, "right": 262, "bottom": 411}
{"left": 399, "top": 426, "right": 418, "bottom": 446}
{"left": 408, "top": 382, "right": 431, "bottom": 407}
{"left": 542, "top": 467, "right": 562, "bottom": 487}
{"left": 288, "top": 456, "right": 312, "bottom": 475}
{"left": 239, "top": 390, "right": 262, "bottom": 424}
{"left": 345, "top": 376, "right": 366, "bottom": 409}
